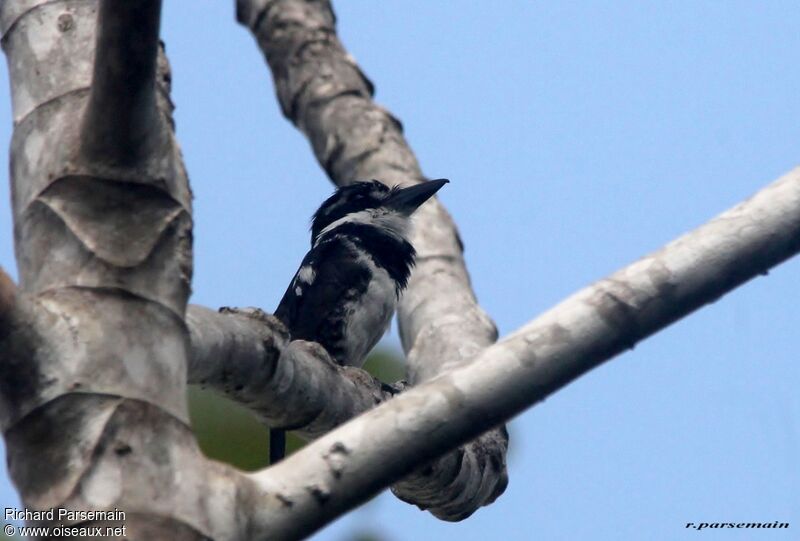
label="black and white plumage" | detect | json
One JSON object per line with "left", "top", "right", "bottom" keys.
{"left": 269, "top": 178, "right": 448, "bottom": 463}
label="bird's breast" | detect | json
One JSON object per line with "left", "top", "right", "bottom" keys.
{"left": 341, "top": 265, "right": 396, "bottom": 367}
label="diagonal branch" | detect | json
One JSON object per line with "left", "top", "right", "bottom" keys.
{"left": 238, "top": 0, "right": 508, "bottom": 519}
{"left": 251, "top": 167, "right": 800, "bottom": 539}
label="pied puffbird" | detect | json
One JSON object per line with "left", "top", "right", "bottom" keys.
{"left": 269, "top": 178, "right": 448, "bottom": 463}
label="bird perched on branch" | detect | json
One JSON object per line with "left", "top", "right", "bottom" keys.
{"left": 269, "top": 178, "right": 449, "bottom": 463}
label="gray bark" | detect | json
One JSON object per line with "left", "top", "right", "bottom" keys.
{"left": 2, "top": 1, "right": 800, "bottom": 540}
{"left": 186, "top": 305, "right": 401, "bottom": 439}
{"left": 0, "top": 1, "right": 246, "bottom": 538}
{"left": 237, "top": 0, "right": 508, "bottom": 519}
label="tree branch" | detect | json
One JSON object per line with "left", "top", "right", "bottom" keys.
{"left": 81, "top": 0, "right": 164, "bottom": 164}
{"left": 4, "top": 3, "right": 800, "bottom": 539}
{"left": 0, "top": 267, "right": 15, "bottom": 329}
{"left": 186, "top": 305, "right": 401, "bottom": 439}
{"left": 251, "top": 167, "right": 800, "bottom": 539}
{"left": 0, "top": 267, "right": 38, "bottom": 426}
{"left": 238, "top": 0, "right": 508, "bottom": 519}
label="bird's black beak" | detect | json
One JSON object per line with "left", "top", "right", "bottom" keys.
{"left": 386, "top": 179, "right": 449, "bottom": 215}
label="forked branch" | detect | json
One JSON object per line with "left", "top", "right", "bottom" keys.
{"left": 238, "top": 0, "right": 508, "bottom": 519}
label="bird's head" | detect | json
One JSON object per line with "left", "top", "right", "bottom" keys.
{"left": 311, "top": 179, "right": 448, "bottom": 245}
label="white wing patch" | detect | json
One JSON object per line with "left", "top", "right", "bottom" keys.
{"left": 297, "top": 265, "right": 316, "bottom": 284}
{"left": 294, "top": 285, "right": 303, "bottom": 296}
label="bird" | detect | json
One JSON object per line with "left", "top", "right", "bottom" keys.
{"left": 269, "top": 178, "right": 449, "bottom": 463}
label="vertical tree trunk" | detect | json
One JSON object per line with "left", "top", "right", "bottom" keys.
{"left": 1, "top": 2, "right": 237, "bottom": 537}
{"left": 237, "top": 0, "right": 509, "bottom": 518}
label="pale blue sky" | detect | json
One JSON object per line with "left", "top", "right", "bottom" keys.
{"left": 1, "top": 2, "right": 798, "bottom": 540}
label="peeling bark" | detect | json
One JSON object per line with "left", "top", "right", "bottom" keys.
{"left": 238, "top": 0, "right": 508, "bottom": 519}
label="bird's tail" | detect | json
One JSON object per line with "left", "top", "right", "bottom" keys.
{"left": 269, "top": 428, "right": 286, "bottom": 464}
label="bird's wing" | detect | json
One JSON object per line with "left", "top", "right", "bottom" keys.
{"left": 274, "top": 237, "right": 371, "bottom": 363}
